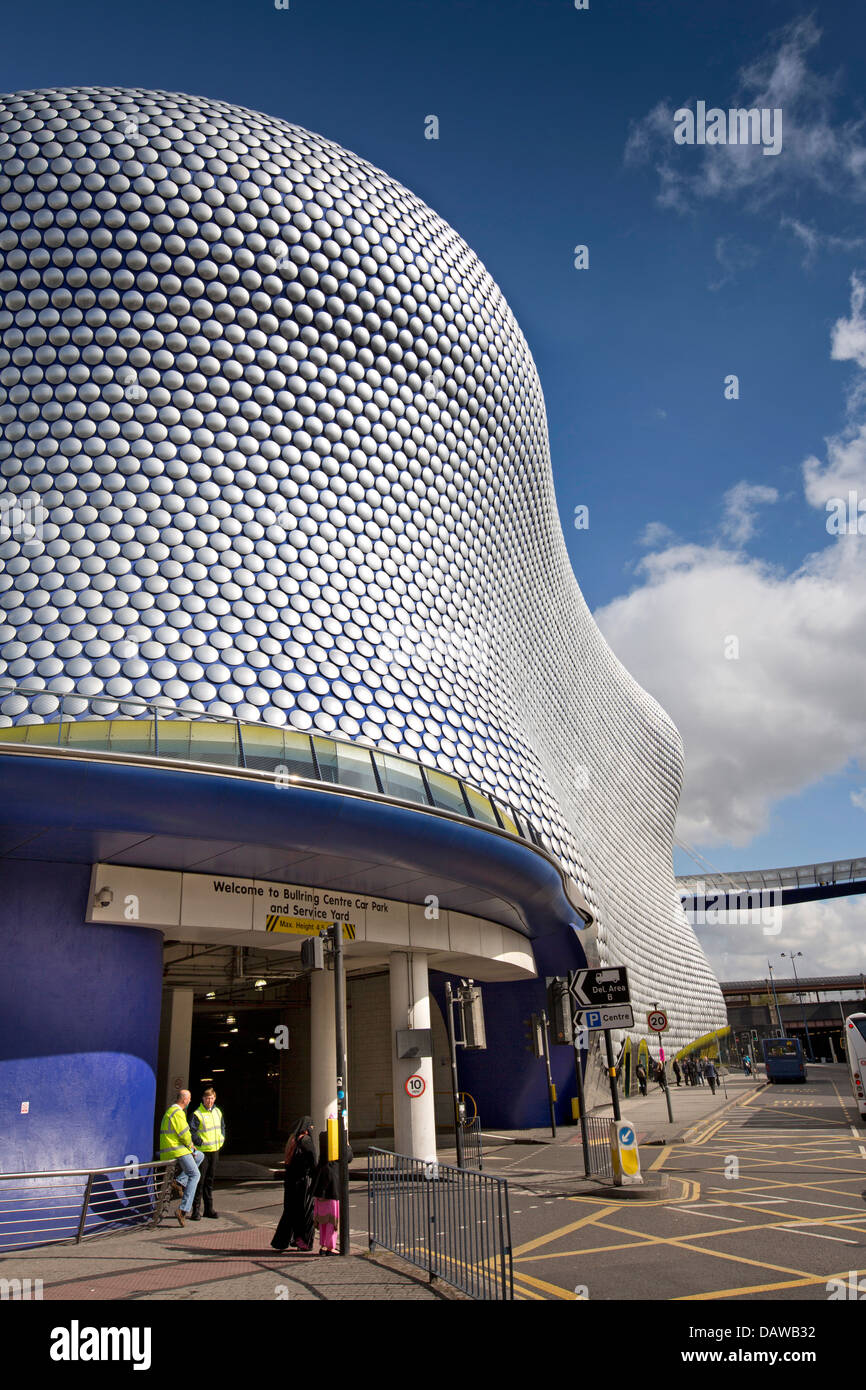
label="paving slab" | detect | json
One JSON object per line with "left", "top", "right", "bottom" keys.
{"left": 0, "top": 1187, "right": 450, "bottom": 1301}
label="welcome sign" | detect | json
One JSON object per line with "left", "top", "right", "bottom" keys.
{"left": 85, "top": 863, "right": 408, "bottom": 946}
{"left": 84, "top": 862, "right": 537, "bottom": 980}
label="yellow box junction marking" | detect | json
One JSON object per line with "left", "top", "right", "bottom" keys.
{"left": 512, "top": 1205, "right": 620, "bottom": 1258}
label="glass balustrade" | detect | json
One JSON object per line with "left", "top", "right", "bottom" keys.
{"left": 0, "top": 685, "right": 549, "bottom": 853}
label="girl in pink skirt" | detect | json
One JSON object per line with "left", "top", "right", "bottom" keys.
{"left": 312, "top": 1129, "right": 353, "bottom": 1255}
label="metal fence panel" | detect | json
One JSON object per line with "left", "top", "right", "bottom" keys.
{"left": 368, "top": 1148, "right": 512, "bottom": 1300}
{"left": 460, "top": 1115, "right": 483, "bottom": 1170}
{"left": 583, "top": 1116, "right": 614, "bottom": 1180}
{"left": 0, "top": 1161, "right": 176, "bottom": 1252}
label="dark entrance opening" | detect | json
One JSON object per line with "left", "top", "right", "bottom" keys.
{"left": 188, "top": 1006, "right": 284, "bottom": 1153}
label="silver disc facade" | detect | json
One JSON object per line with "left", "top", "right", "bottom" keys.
{"left": 0, "top": 87, "right": 726, "bottom": 1051}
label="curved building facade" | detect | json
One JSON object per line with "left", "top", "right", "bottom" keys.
{"left": 0, "top": 88, "right": 725, "bottom": 1183}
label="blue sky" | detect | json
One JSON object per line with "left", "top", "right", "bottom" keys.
{"left": 3, "top": 0, "right": 866, "bottom": 975}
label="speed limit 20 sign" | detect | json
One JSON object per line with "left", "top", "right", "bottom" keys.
{"left": 647, "top": 1010, "right": 668, "bottom": 1033}
{"left": 405, "top": 1074, "right": 426, "bottom": 1098}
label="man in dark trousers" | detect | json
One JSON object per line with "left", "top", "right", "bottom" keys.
{"left": 672, "top": 1058, "right": 682, "bottom": 1087}
{"left": 190, "top": 1086, "right": 225, "bottom": 1220}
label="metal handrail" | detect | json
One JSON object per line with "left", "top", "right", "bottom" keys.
{"left": 0, "top": 1161, "right": 173, "bottom": 1181}
{"left": 0, "top": 1159, "right": 176, "bottom": 1253}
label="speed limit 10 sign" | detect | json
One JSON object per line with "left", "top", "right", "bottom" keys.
{"left": 647, "top": 1010, "right": 668, "bottom": 1033}
{"left": 405, "top": 1074, "right": 426, "bottom": 1098}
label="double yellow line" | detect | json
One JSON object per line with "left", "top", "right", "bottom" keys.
{"left": 690, "top": 1117, "right": 728, "bottom": 1145}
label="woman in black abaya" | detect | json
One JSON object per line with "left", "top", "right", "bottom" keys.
{"left": 271, "top": 1115, "right": 316, "bottom": 1252}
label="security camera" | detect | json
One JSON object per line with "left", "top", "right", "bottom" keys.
{"left": 95, "top": 887, "right": 114, "bottom": 909}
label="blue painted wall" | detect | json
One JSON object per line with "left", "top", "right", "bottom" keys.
{"left": 0, "top": 861, "right": 163, "bottom": 1176}
{"left": 430, "top": 926, "right": 589, "bottom": 1130}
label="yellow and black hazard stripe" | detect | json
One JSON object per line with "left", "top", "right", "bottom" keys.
{"left": 264, "top": 914, "right": 356, "bottom": 939}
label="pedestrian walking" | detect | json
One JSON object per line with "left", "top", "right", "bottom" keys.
{"left": 271, "top": 1115, "right": 317, "bottom": 1252}
{"left": 697, "top": 1058, "right": 706, "bottom": 1086}
{"left": 635, "top": 1062, "right": 648, "bottom": 1097}
{"left": 190, "top": 1086, "right": 225, "bottom": 1220}
{"left": 655, "top": 1060, "right": 667, "bottom": 1090}
{"left": 672, "top": 1059, "right": 682, "bottom": 1087}
{"left": 312, "top": 1127, "right": 354, "bottom": 1255}
{"left": 159, "top": 1089, "right": 203, "bottom": 1227}
{"left": 743, "top": 1055, "right": 752, "bottom": 1076}
{"left": 706, "top": 1059, "right": 718, "bottom": 1094}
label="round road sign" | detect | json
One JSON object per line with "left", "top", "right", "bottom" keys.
{"left": 405, "top": 1074, "right": 426, "bottom": 1098}
{"left": 647, "top": 1010, "right": 668, "bottom": 1033}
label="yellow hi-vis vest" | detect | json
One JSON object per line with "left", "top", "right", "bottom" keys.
{"left": 159, "top": 1103, "right": 194, "bottom": 1159}
{"left": 192, "top": 1105, "right": 225, "bottom": 1153}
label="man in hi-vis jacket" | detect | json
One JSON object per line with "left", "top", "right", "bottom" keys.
{"left": 159, "top": 1089, "right": 203, "bottom": 1227}
{"left": 190, "top": 1086, "right": 225, "bottom": 1220}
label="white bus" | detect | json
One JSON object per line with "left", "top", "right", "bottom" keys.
{"left": 843, "top": 1012, "right": 866, "bottom": 1121}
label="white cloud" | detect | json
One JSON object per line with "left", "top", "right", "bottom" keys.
{"left": 697, "top": 894, "right": 866, "bottom": 980}
{"left": 780, "top": 215, "right": 866, "bottom": 266}
{"left": 831, "top": 272, "right": 866, "bottom": 368}
{"left": 802, "top": 275, "right": 866, "bottom": 498}
{"left": 708, "top": 235, "right": 760, "bottom": 291}
{"left": 781, "top": 215, "right": 821, "bottom": 260}
{"left": 721, "top": 481, "right": 779, "bottom": 543}
{"left": 595, "top": 538, "right": 866, "bottom": 845}
{"left": 802, "top": 421, "right": 866, "bottom": 507}
{"left": 639, "top": 520, "right": 676, "bottom": 548}
{"left": 594, "top": 272, "right": 866, "bottom": 848}
{"left": 852, "top": 788, "right": 866, "bottom": 812}
{"left": 625, "top": 18, "right": 866, "bottom": 212}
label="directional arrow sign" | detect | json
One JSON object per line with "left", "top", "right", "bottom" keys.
{"left": 570, "top": 967, "right": 631, "bottom": 1008}
{"left": 574, "top": 1005, "right": 635, "bottom": 1031}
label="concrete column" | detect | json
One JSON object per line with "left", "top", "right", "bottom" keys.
{"left": 157, "top": 987, "right": 194, "bottom": 1109}
{"left": 389, "top": 951, "right": 437, "bottom": 1162}
{"left": 310, "top": 964, "right": 338, "bottom": 1137}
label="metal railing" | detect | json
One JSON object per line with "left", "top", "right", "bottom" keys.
{"left": 0, "top": 1160, "right": 176, "bottom": 1252}
{"left": 368, "top": 1148, "right": 512, "bottom": 1300}
{"left": 582, "top": 1116, "right": 614, "bottom": 1180}
{"left": 459, "top": 1115, "right": 484, "bottom": 1171}
{"left": 0, "top": 681, "right": 547, "bottom": 853}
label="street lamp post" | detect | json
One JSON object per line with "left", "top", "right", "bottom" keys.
{"left": 781, "top": 951, "right": 814, "bottom": 1062}
{"left": 767, "top": 962, "right": 786, "bottom": 1038}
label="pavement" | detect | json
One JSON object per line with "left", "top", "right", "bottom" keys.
{"left": 0, "top": 1068, "right": 758, "bottom": 1301}
{"left": 0, "top": 1184, "right": 462, "bottom": 1301}
{"left": 478, "top": 1067, "right": 761, "bottom": 1146}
